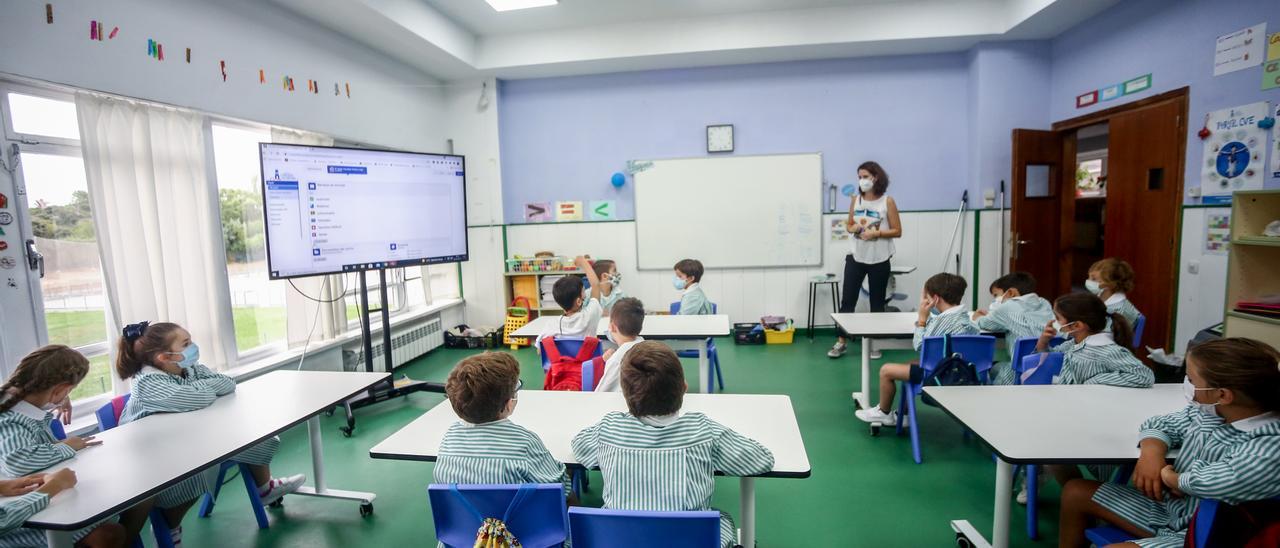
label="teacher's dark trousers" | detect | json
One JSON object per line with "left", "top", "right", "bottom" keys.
{"left": 840, "top": 255, "right": 890, "bottom": 315}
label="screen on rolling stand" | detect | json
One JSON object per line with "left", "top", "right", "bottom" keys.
{"left": 259, "top": 143, "right": 468, "bottom": 280}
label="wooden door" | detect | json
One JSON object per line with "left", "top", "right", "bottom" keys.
{"left": 1010, "top": 129, "right": 1065, "bottom": 295}
{"left": 1105, "top": 97, "right": 1186, "bottom": 351}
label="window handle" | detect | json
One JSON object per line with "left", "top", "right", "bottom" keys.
{"left": 24, "top": 239, "right": 44, "bottom": 278}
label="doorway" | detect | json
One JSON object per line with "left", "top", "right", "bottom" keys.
{"left": 1011, "top": 88, "right": 1188, "bottom": 351}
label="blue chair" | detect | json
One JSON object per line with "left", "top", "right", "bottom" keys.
{"left": 668, "top": 302, "right": 724, "bottom": 393}
{"left": 47, "top": 418, "right": 66, "bottom": 441}
{"left": 94, "top": 396, "right": 178, "bottom": 548}
{"left": 1086, "top": 497, "right": 1243, "bottom": 547}
{"left": 428, "top": 484, "right": 567, "bottom": 548}
{"left": 895, "top": 335, "right": 997, "bottom": 464}
{"left": 1011, "top": 350, "right": 1066, "bottom": 540}
{"left": 538, "top": 336, "right": 602, "bottom": 496}
{"left": 1008, "top": 337, "right": 1064, "bottom": 385}
{"left": 1132, "top": 314, "right": 1146, "bottom": 350}
{"left": 568, "top": 507, "right": 721, "bottom": 548}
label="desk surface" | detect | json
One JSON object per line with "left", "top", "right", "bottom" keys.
{"left": 511, "top": 314, "right": 730, "bottom": 340}
{"left": 924, "top": 384, "right": 1185, "bottom": 464}
{"left": 370, "top": 391, "right": 811, "bottom": 478}
{"left": 16, "top": 371, "right": 388, "bottom": 530}
{"left": 831, "top": 312, "right": 919, "bottom": 337}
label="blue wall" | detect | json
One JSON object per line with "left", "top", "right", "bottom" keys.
{"left": 498, "top": 54, "right": 972, "bottom": 223}
{"left": 968, "top": 42, "right": 1052, "bottom": 207}
{"left": 1050, "top": 0, "right": 1280, "bottom": 201}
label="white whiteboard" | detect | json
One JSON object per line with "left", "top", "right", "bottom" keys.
{"left": 633, "top": 153, "right": 823, "bottom": 269}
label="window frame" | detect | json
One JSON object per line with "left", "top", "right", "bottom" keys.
{"left": 0, "top": 82, "right": 82, "bottom": 147}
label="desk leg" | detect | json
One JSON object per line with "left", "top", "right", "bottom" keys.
{"left": 740, "top": 477, "right": 756, "bottom": 548}
{"left": 699, "top": 341, "right": 710, "bottom": 394}
{"left": 45, "top": 530, "right": 73, "bottom": 548}
{"left": 292, "top": 415, "right": 378, "bottom": 513}
{"left": 992, "top": 458, "right": 1013, "bottom": 548}
{"left": 851, "top": 336, "right": 872, "bottom": 409}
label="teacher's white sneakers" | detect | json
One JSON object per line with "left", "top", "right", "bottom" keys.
{"left": 827, "top": 341, "right": 847, "bottom": 358}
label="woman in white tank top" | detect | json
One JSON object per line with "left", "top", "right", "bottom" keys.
{"left": 828, "top": 161, "right": 903, "bottom": 358}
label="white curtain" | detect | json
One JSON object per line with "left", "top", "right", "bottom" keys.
{"left": 76, "top": 94, "right": 238, "bottom": 373}
{"left": 272, "top": 128, "right": 348, "bottom": 347}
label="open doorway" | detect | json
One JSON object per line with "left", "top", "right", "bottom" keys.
{"left": 1010, "top": 88, "right": 1187, "bottom": 351}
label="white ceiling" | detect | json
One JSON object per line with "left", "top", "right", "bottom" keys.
{"left": 270, "top": 0, "right": 1121, "bottom": 80}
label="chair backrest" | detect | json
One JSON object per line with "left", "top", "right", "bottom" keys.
{"left": 48, "top": 419, "right": 66, "bottom": 440}
{"left": 667, "top": 302, "right": 718, "bottom": 314}
{"left": 1010, "top": 337, "right": 1065, "bottom": 384}
{"left": 1132, "top": 315, "right": 1146, "bottom": 350}
{"left": 918, "top": 335, "right": 998, "bottom": 378}
{"left": 95, "top": 394, "right": 131, "bottom": 431}
{"left": 1019, "top": 353, "right": 1065, "bottom": 385}
{"left": 568, "top": 507, "right": 721, "bottom": 548}
{"left": 427, "top": 483, "right": 567, "bottom": 548}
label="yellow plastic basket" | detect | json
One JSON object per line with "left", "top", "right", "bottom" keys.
{"left": 503, "top": 297, "right": 533, "bottom": 349}
{"left": 764, "top": 326, "right": 795, "bottom": 345}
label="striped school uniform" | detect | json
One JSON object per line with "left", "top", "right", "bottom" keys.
{"left": 678, "top": 283, "right": 714, "bottom": 315}
{"left": 0, "top": 402, "right": 105, "bottom": 547}
{"left": 122, "top": 365, "right": 281, "bottom": 508}
{"left": 1048, "top": 333, "right": 1154, "bottom": 387}
{"left": 433, "top": 419, "right": 568, "bottom": 494}
{"left": 1093, "top": 407, "right": 1280, "bottom": 548}
{"left": 974, "top": 294, "right": 1054, "bottom": 385}
{"left": 1105, "top": 293, "right": 1142, "bottom": 332}
{"left": 571, "top": 411, "right": 775, "bottom": 548}
{"left": 913, "top": 306, "right": 979, "bottom": 351}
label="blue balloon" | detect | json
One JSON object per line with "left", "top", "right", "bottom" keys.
{"left": 611, "top": 172, "right": 626, "bottom": 188}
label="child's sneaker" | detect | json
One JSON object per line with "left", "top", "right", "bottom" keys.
{"left": 1016, "top": 482, "right": 1028, "bottom": 505}
{"left": 854, "top": 406, "right": 898, "bottom": 426}
{"left": 170, "top": 525, "right": 183, "bottom": 546}
{"left": 869, "top": 349, "right": 883, "bottom": 359}
{"left": 827, "top": 341, "right": 847, "bottom": 358}
{"left": 258, "top": 474, "right": 306, "bottom": 505}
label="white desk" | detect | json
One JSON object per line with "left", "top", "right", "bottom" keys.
{"left": 831, "top": 312, "right": 919, "bottom": 409}
{"left": 15, "top": 371, "right": 388, "bottom": 548}
{"left": 924, "top": 384, "right": 1185, "bottom": 548}
{"left": 370, "top": 390, "right": 810, "bottom": 548}
{"left": 512, "top": 314, "right": 731, "bottom": 394}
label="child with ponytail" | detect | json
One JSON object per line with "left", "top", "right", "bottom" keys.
{"left": 1034, "top": 292, "right": 1154, "bottom": 388}
{"left": 116, "top": 321, "right": 305, "bottom": 546}
{"left": 0, "top": 345, "right": 132, "bottom": 547}
{"left": 1059, "top": 338, "right": 1280, "bottom": 547}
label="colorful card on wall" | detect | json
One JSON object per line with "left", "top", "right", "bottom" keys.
{"left": 1205, "top": 213, "right": 1231, "bottom": 255}
{"left": 1099, "top": 84, "right": 1123, "bottom": 102}
{"left": 525, "top": 202, "right": 551, "bottom": 222}
{"left": 1214, "top": 23, "right": 1266, "bottom": 76}
{"left": 1271, "top": 103, "right": 1280, "bottom": 178}
{"left": 1122, "top": 74, "right": 1151, "bottom": 95}
{"left": 588, "top": 200, "right": 615, "bottom": 221}
{"left": 1076, "top": 90, "right": 1098, "bottom": 109}
{"left": 555, "top": 201, "right": 583, "bottom": 222}
{"left": 1264, "top": 33, "right": 1280, "bottom": 91}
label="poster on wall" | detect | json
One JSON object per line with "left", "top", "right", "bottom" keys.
{"left": 830, "top": 218, "right": 850, "bottom": 241}
{"left": 1214, "top": 23, "right": 1266, "bottom": 76}
{"left": 1263, "top": 32, "right": 1280, "bottom": 91}
{"left": 1201, "top": 102, "right": 1269, "bottom": 205}
{"left": 1205, "top": 213, "right": 1231, "bottom": 255}
{"left": 1272, "top": 103, "right": 1280, "bottom": 178}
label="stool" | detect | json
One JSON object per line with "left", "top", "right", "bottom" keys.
{"left": 807, "top": 279, "right": 840, "bottom": 340}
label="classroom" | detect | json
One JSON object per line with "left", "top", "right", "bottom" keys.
{"left": 0, "top": 0, "right": 1278, "bottom": 546}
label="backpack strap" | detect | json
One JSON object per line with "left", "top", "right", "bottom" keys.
{"left": 449, "top": 484, "right": 486, "bottom": 523}
{"left": 502, "top": 484, "right": 534, "bottom": 524}
{"left": 541, "top": 337, "right": 563, "bottom": 362}
{"left": 575, "top": 337, "right": 600, "bottom": 361}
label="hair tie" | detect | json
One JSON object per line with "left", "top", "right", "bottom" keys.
{"left": 122, "top": 321, "right": 150, "bottom": 342}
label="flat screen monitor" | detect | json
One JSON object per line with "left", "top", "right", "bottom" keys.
{"left": 259, "top": 143, "right": 468, "bottom": 279}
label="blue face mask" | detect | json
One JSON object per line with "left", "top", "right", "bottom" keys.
{"left": 173, "top": 343, "right": 200, "bottom": 370}
{"left": 672, "top": 275, "right": 687, "bottom": 291}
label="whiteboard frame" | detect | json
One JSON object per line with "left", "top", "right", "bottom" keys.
{"left": 631, "top": 151, "right": 825, "bottom": 270}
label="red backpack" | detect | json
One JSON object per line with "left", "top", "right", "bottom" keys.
{"left": 541, "top": 337, "right": 605, "bottom": 391}
{"left": 1184, "top": 498, "right": 1280, "bottom": 547}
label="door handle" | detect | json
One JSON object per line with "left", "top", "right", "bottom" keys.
{"left": 1016, "top": 240, "right": 1030, "bottom": 245}
{"left": 24, "top": 239, "right": 44, "bottom": 278}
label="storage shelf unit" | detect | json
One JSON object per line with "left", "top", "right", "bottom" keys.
{"left": 1223, "top": 190, "right": 1280, "bottom": 349}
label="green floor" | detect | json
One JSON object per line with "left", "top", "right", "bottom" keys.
{"left": 175, "top": 337, "right": 1060, "bottom": 547}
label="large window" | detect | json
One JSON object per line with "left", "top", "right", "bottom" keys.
{"left": 211, "top": 124, "right": 289, "bottom": 357}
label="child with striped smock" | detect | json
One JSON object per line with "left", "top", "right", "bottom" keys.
{"left": 855, "top": 272, "right": 978, "bottom": 427}
{"left": 1058, "top": 338, "right": 1280, "bottom": 548}
{"left": 116, "top": 322, "right": 304, "bottom": 546}
{"left": 1032, "top": 293, "right": 1153, "bottom": 388}
{"left": 592, "top": 259, "right": 626, "bottom": 314}
{"left": 572, "top": 342, "right": 774, "bottom": 548}
{"left": 434, "top": 352, "right": 567, "bottom": 493}
{"left": 0, "top": 345, "right": 134, "bottom": 547}
{"left": 672, "top": 259, "right": 714, "bottom": 315}
{"left": 972, "top": 272, "right": 1055, "bottom": 386}
{"left": 1088, "top": 257, "right": 1142, "bottom": 331}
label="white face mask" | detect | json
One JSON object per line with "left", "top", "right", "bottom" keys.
{"left": 1084, "top": 279, "right": 1104, "bottom": 296}
{"left": 39, "top": 401, "right": 59, "bottom": 412}
{"left": 1053, "top": 320, "right": 1077, "bottom": 337}
{"left": 858, "top": 177, "right": 875, "bottom": 193}
{"left": 1182, "top": 376, "right": 1220, "bottom": 416}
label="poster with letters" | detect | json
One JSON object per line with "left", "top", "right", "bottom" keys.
{"left": 1201, "top": 102, "right": 1268, "bottom": 204}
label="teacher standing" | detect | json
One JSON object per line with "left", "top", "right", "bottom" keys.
{"left": 828, "top": 161, "right": 902, "bottom": 358}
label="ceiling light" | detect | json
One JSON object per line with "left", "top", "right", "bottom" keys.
{"left": 484, "top": 0, "right": 557, "bottom": 12}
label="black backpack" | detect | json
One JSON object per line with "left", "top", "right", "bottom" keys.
{"left": 921, "top": 335, "right": 980, "bottom": 406}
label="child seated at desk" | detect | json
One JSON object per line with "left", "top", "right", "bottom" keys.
{"left": 1033, "top": 293, "right": 1153, "bottom": 388}
{"left": 1058, "top": 338, "right": 1280, "bottom": 548}
{"left": 537, "top": 255, "right": 603, "bottom": 347}
{"left": 0, "top": 345, "right": 135, "bottom": 547}
{"left": 673, "top": 259, "right": 714, "bottom": 315}
{"left": 1088, "top": 257, "right": 1143, "bottom": 331}
{"left": 595, "top": 297, "right": 645, "bottom": 392}
{"left": 592, "top": 259, "right": 626, "bottom": 314}
{"left": 571, "top": 342, "right": 774, "bottom": 548}
{"left": 973, "top": 271, "right": 1054, "bottom": 386}
{"left": 435, "top": 352, "right": 568, "bottom": 494}
{"left": 855, "top": 272, "right": 977, "bottom": 427}
{"left": 116, "top": 321, "right": 305, "bottom": 546}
